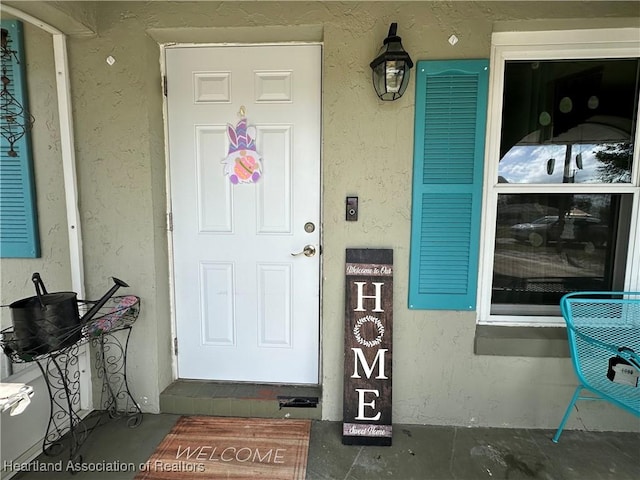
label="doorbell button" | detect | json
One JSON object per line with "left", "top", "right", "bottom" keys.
{"left": 346, "top": 196, "right": 358, "bottom": 221}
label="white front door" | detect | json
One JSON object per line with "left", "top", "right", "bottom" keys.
{"left": 166, "top": 45, "right": 321, "bottom": 383}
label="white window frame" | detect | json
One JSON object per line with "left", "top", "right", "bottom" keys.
{"left": 477, "top": 28, "right": 640, "bottom": 326}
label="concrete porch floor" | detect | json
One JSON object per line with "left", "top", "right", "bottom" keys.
{"left": 8, "top": 412, "right": 640, "bottom": 480}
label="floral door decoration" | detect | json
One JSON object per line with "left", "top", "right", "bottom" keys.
{"left": 222, "top": 110, "right": 262, "bottom": 184}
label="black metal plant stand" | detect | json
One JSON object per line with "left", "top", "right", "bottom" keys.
{"left": 94, "top": 327, "right": 142, "bottom": 427}
{"left": 1, "top": 296, "right": 142, "bottom": 465}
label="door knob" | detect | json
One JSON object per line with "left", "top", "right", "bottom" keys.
{"left": 291, "top": 245, "right": 316, "bottom": 257}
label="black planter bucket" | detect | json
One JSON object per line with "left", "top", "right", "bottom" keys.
{"left": 8, "top": 273, "right": 129, "bottom": 356}
{"left": 9, "top": 274, "right": 82, "bottom": 355}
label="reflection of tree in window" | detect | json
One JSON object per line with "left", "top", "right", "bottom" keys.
{"left": 595, "top": 142, "right": 632, "bottom": 183}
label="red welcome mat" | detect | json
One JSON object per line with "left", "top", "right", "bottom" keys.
{"left": 135, "top": 416, "right": 311, "bottom": 479}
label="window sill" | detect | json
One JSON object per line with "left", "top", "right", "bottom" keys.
{"left": 474, "top": 325, "right": 569, "bottom": 357}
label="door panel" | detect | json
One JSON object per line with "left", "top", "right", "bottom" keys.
{"left": 166, "top": 45, "right": 321, "bottom": 383}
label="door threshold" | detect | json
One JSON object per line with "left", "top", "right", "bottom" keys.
{"left": 160, "top": 380, "right": 322, "bottom": 420}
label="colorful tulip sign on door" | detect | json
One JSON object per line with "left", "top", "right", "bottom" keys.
{"left": 222, "top": 111, "right": 262, "bottom": 184}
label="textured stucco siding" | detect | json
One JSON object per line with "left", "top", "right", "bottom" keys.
{"left": 0, "top": 17, "right": 74, "bottom": 468}
{"left": 0, "top": 21, "right": 71, "bottom": 328}
{"left": 3, "top": 1, "right": 639, "bottom": 432}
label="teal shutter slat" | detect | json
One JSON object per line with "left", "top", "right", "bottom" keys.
{"left": 409, "top": 59, "right": 489, "bottom": 310}
{"left": 0, "top": 20, "right": 40, "bottom": 258}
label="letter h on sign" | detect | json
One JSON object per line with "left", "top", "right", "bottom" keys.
{"left": 343, "top": 248, "right": 393, "bottom": 446}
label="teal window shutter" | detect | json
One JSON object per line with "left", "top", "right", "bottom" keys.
{"left": 409, "top": 59, "right": 488, "bottom": 310}
{"left": 0, "top": 20, "right": 40, "bottom": 258}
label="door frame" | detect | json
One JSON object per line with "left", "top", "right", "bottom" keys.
{"left": 160, "top": 41, "right": 324, "bottom": 384}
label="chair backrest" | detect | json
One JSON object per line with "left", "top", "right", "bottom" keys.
{"left": 561, "top": 291, "right": 640, "bottom": 335}
{"left": 560, "top": 292, "right": 640, "bottom": 415}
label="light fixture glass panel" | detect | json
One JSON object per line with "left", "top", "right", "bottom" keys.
{"left": 385, "top": 61, "right": 404, "bottom": 93}
{"left": 373, "top": 63, "right": 387, "bottom": 96}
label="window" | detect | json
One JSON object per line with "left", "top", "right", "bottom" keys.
{"left": 479, "top": 29, "right": 640, "bottom": 326}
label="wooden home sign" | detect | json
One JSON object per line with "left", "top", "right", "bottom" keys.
{"left": 342, "top": 248, "right": 393, "bottom": 446}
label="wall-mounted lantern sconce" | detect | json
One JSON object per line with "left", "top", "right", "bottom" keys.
{"left": 369, "top": 23, "right": 414, "bottom": 101}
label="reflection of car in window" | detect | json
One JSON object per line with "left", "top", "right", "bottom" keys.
{"left": 510, "top": 215, "right": 608, "bottom": 248}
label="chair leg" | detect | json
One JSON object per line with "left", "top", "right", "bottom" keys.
{"left": 552, "top": 385, "right": 583, "bottom": 443}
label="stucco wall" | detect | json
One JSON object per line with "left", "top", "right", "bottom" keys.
{"left": 9, "top": 1, "right": 639, "bottom": 431}
{"left": 0, "top": 17, "right": 73, "bottom": 469}
{"left": 0, "top": 20, "right": 71, "bottom": 346}
{"left": 64, "top": 10, "right": 171, "bottom": 411}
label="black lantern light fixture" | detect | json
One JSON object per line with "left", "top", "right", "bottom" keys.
{"left": 369, "top": 23, "right": 414, "bottom": 101}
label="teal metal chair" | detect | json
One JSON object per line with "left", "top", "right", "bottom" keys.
{"left": 553, "top": 292, "right": 640, "bottom": 443}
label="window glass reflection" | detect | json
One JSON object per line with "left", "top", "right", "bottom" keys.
{"left": 498, "top": 59, "right": 638, "bottom": 184}
{"left": 499, "top": 143, "right": 632, "bottom": 183}
{"left": 491, "top": 193, "right": 631, "bottom": 315}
